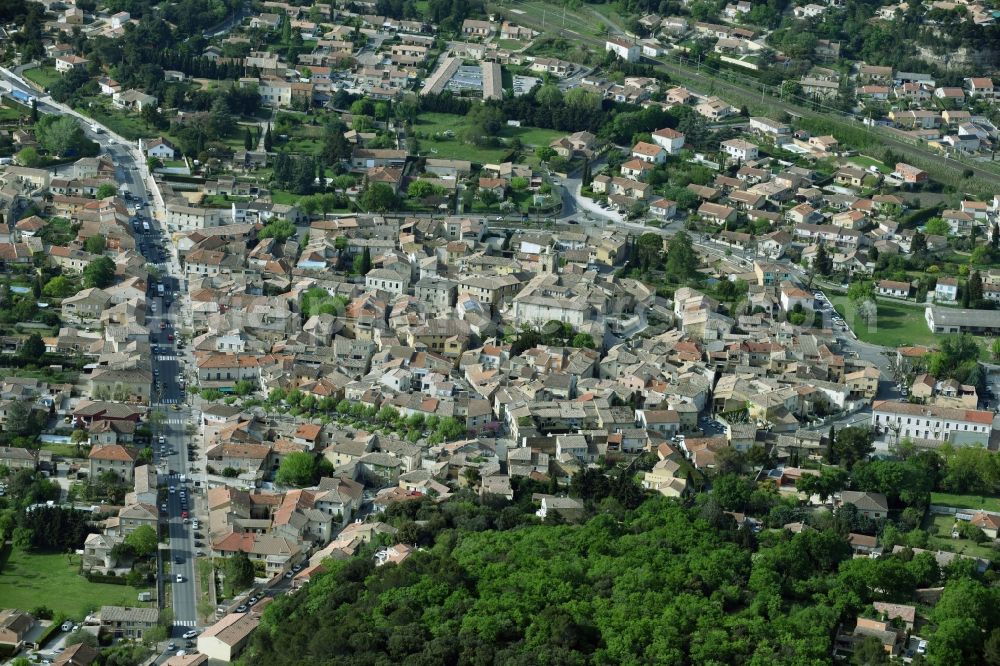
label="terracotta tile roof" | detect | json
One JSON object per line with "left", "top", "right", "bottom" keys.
{"left": 89, "top": 444, "right": 137, "bottom": 462}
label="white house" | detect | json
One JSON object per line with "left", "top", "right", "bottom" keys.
{"left": 935, "top": 277, "right": 958, "bottom": 302}
{"left": 144, "top": 138, "right": 177, "bottom": 160}
{"left": 605, "top": 38, "right": 640, "bottom": 63}
{"left": 721, "top": 139, "right": 758, "bottom": 162}
{"left": 876, "top": 280, "right": 911, "bottom": 298}
{"left": 652, "top": 127, "right": 685, "bottom": 154}
{"left": 649, "top": 198, "right": 677, "bottom": 219}
{"left": 872, "top": 400, "right": 993, "bottom": 445}
{"left": 631, "top": 141, "right": 667, "bottom": 164}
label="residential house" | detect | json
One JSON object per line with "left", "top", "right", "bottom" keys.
{"left": 605, "top": 38, "right": 639, "bottom": 62}
{"left": 197, "top": 613, "right": 260, "bottom": 663}
{"left": 99, "top": 606, "right": 158, "bottom": 639}
{"left": 838, "top": 490, "right": 889, "bottom": 519}
{"left": 88, "top": 444, "right": 138, "bottom": 483}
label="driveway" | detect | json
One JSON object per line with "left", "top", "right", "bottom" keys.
{"left": 558, "top": 176, "right": 623, "bottom": 223}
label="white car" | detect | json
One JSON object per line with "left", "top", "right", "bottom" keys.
{"left": 182, "top": 630, "right": 198, "bottom": 639}
{"left": 176, "top": 574, "right": 183, "bottom": 583}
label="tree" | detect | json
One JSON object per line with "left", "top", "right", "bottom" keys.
{"left": 263, "top": 124, "right": 273, "bottom": 151}
{"left": 829, "top": 427, "right": 874, "bottom": 470}
{"left": 353, "top": 247, "right": 372, "bottom": 276}
{"left": 358, "top": 182, "right": 399, "bottom": 212}
{"left": 83, "top": 256, "right": 115, "bottom": 288}
{"left": 924, "top": 218, "right": 949, "bottom": 237}
{"left": 95, "top": 183, "right": 117, "bottom": 199}
{"left": 664, "top": 231, "right": 699, "bottom": 281}
{"left": 16, "top": 147, "right": 43, "bottom": 167}
{"left": 852, "top": 635, "right": 889, "bottom": 665}
{"left": 911, "top": 230, "right": 927, "bottom": 254}
{"left": 244, "top": 127, "right": 254, "bottom": 150}
{"left": 84, "top": 234, "right": 106, "bottom": 254}
{"left": 815, "top": 243, "right": 832, "bottom": 276}
{"left": 796, "top": 467, "right": 848, "bottom": 501}
{"left": 37, "top": 116, "right": 86, "bottom": 157}
{"left": 275, "top": 451, "right": 317, "bottom": 487}
{"left": 30, "top": 99, "right": 38, "bottom": 123}
{"left": 223, "top": 552, "right": 255, "bottom": 594}
{"left": 712, "top": 474, "right": 754, "bottom": 511}
{"left": 635, "top": 233, "right": 663, "bottom": 272}
{"left": 847, "top": 281, "right": 875, "bottom": 303}
{"left": 407, "top": 179, "right": 442, "bottom": 199}
{"left": 992, "top": 223, "right": 1000, "bottom": 252}
{"left": 19, "top": 333, "right": 44, "bottom": 360}
{"left": 991, "top": 338, "right": 1000, "bottom": 362}
{"left": 581, "top": 159, "right": 592, "bottom": 187}
{"left": 65, "top": 628, "right": 98, "bottom": 648}
{"left": 124, "top": 525, "right": 158, "bottom": 556}
{"left": 967, "top": 270, "right": 983, "bottom": 306}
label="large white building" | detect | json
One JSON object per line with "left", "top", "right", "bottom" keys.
{"left": 605, "top": 38, "right": 640, "bottom": 62}
{"left": 872, "top": 400, "right": 993, "bottom": 445}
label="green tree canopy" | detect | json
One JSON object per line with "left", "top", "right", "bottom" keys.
{"left": 83, "top": 256, "right": 116, "bottom": 288}
{"left": 83, "top": 234, "right": 106, "bottom": 254}
{"left": 275, "top": 451, "right": 318, "bottom": 487}
{"left": 124, "top": 525, "right": 158, "bottom": 556}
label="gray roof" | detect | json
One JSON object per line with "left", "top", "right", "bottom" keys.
{"left": 928, "top": 305, "right": 1000, "bottom": 328}
{"left": 100, "top": 606, "right": 159, "bottom": 624}
{"left": 840, "top": 490, "right": 888, "bottom": 512}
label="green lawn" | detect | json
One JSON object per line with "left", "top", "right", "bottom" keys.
{"left": 0, "top": 549, "right": 153, "bottom": 619}
{"left": 830, "top": 295, "right": 939, "bottom": 347}
{"left": 270, "top": 190, "right": 303, "bottom": 205}
{"left": 39, "top": 442, "right": 86, "bottom": 459}
{"left": 23, "top": 66, "right": 61, "bottom": 91}
{"left": 0, "top": 103, "right": 27, "bottom": 121}
{"left": 74, "top": 99, "right": 155, "bottom": 141}
{"left": 414, "top": 112, "right": 563, "bottom": 164}
{"left": 924, "top": 514, "right": 997, "bottom": 559}
{"left": 930, "top": 492, "right": 1000, "bottom": 513}
{"left": 848, "top": 155, "right": 890, "bottom": 174}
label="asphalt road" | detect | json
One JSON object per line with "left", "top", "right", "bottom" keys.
{"left": 0, "top": 66, "right": 208, "bottom": 648}
{"left": 116, "top": 146, "right": 201, "bottom": 638}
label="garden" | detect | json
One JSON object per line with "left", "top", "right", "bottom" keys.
{"left": 0, "top": 548, "right": 152, "bottom": 618}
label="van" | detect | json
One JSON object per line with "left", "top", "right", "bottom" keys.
{"left": 138, "top": 592, "right": 152, "bottom": 602}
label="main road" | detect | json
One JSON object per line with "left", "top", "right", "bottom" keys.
{"left": 0, "top": 65, "right": 203, "bottom": 650}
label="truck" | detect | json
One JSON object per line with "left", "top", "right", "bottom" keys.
{"left": 10, "top": 89, "right": 35, "bottom": 105}
{"left": 157, "top": 283, "right": 164, "bottom": 296}
{"left": 91, "top": 123, "right": 104, "bottom": 134}
{"left": 142, "top": 221, "right": 150, "bottom": 233}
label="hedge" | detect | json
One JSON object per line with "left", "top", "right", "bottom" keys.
{"left": 85, "top": 572, "right": 129, "bottom": 586}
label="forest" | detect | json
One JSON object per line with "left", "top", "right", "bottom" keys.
{"left": 241, "top": 495, "right": 999, "bottom": 666}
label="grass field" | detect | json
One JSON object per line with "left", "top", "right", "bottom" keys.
{"left": 0, "top": 549, "right": 152, "bottom": 619}
{"left": 414, "top": 112, "right": 563, "bottom": 163}
{"left": 0, "top": 103, "right": 27, "bottom": 121}
{"left": 924, "top": 514, "right": 997, "bottom": 559}
{"left": 930, "top": 492, "right": 1000, "bottom": 512}
{"left": 848, "top": 155, "right": 890, "bottom": 174}
{"left": 75, "top": 100, "right": 154, "bottom": 141}
{"left": 830, "top": 295, "right": 939, "bottom": 348}
{"left": 23, "top": 66, "right": 61, "bottom": 91}
{"left": 39, "top": 442, "right": 86, "bottom": 459}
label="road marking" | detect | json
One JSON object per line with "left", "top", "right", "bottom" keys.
{"left": 173, "top": 620, "right": 197, "bottom": 627}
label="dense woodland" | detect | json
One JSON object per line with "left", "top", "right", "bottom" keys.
{"left": 242, "top": 495, "right": 1000, "bottom": 666}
